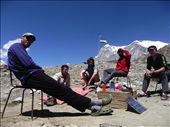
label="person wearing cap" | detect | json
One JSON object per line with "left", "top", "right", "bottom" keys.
{"left": 100, "top": 48, "right": 131, "bottom": 87}
{"left": 80, "top": 57, "right": 100, "bottom": 89}
{"left": 138, "top": 45, "right": 169, "bottom": 100}
{"left": 7, "top": 32, "right": 113, "bottom": 116}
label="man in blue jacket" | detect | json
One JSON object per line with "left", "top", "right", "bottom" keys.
{"left": 7, "top": 32, "right": 113, "bottom": 116}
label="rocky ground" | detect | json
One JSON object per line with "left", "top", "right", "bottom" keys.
{"left": 1, "top": 61, "right": 170, "bottom": 127}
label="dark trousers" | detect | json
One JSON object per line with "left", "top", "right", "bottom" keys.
{"left": 24, "top": 72, "right": 91, "bottom": 112}
{"left": 101, "top": 68, "right": 127, "bottom": 84}
{"left": 165, "top": 70, "right": 170, "bottom": 81}
{"left": 142, "top": 71, "right": 169, "bottom": 93}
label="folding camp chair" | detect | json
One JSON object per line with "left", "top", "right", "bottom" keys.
{"left": 146, "top": 77, "right": 170, "bottom": 97}
{"left": 113, "top": 75, "right": 132, "bottom": 88}
{"left": 1, "top": 71, "right": 43, "bottom": 120}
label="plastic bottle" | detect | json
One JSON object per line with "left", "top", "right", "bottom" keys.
{"left": 110, "top": 81, "right": 115, "bottom": 92}
{"left": 102, "top": 84, "right": 106, "bottom": 92}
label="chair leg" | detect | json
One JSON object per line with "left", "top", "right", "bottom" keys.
{"left": 155, "top": 83, "right": 158, "bottom": 91}
{"left": 41, "top": 91, "right": 43, "bottom": 111}
{"left": 31, "top": 90, "right": 34, "bottom": 120}
{"left": 1, "top": 87, "right": 16, "bottom": 118}
{"left": 126, "top": 77, "right": 129, "bottom": 87}
{"left": 127, "top": 76, "right": 131, "bottom": 88}
{"left": 21, "top": 88, "right": 26, "bottom": 114}
{"left": 21, "top": 88, "right": 34, "bottom": 120}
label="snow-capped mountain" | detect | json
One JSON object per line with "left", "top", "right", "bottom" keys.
{"left": 135, "top": 40, "right": 168, "bottom": 49}
{"left": 95, "top": 40, "right": 169, "bottom": 61}
{"left": 95, "top": 44, "right": 125, "bottom": 61}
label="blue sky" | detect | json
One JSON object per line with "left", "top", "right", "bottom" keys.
{"left": 1, "top": 1, "right": 170, "bottom": 66}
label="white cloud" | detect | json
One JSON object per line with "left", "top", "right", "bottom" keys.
{"left": 0, "top": 60, "right": 6, "bottom": 65}
{"left": 0, "top": 38, "right": 21, "bottom": 59}
{"left": 0, "top": 49, "right": 7, "bottom": 59}
{"left": 3, "top": 38, "right": 21, "bottom": 49}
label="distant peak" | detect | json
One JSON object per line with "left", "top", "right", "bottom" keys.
{"left": 133, "top": 40, "right": 168, "bottom": 49}
{"left": 104, "top": 44, "right": 111, "bottom": 47}
{"left": 96, "top": 40, "right": 169, "bottom": 62}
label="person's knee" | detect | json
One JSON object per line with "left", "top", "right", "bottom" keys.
{"left": 103, "top": 70, "right": 108, "bottom": 75}
{"left": 122, "top": 72, "right": 128, "bottom": 77}
{"left": 165, "top": 71, "right": 170, "bottom": 80}
{"left": 82, "top": 72, "right": 89, "bottom": 78}
{"left": 144, "top": 73, "right": 150, "bottom": 79}
{"left": 159, "top": 71, "right": 167, "bottom": 79}
{"left": 94, "top": 75, "right": 100, "bottom": 82}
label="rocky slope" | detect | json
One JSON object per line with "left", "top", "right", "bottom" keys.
{"left": 1, "top": 60, "right": 170, "bottom": 127}
{"left": 158, "top": 45, "right": 170, "bottom": 63}
{"left": 0, "top": 60, "right": 146, "bottom": 102}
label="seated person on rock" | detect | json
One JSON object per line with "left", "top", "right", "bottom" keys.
{"left": 100, "top": 48, "right": 131, "bottom": 87}
{"left": 80, "top": 57, "right": 100, "bottom": 89}
{"left": 138, "top": 45, "right": 169, "bottom": 100}
{"left": 44, "top": 64, "right": 70, "bottom": 106}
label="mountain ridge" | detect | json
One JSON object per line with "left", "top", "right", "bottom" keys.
{"left": 95, "top": 40, "right": 169, "bottom": 62}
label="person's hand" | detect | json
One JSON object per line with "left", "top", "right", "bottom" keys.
{"left": 145, "top": 70, "right": 153, "bottom": 78}
{"left": 81, "top": 79, "right": 87, "bottom": 86}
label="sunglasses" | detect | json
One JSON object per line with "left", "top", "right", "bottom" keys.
{"left": 26, "top": 36, "right": 35, "bottom": 43}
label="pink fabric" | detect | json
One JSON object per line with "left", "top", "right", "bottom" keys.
{"left": 72, "top": 87, "right": 93, "bottom": 96}
{"left": 43, "top": 87, "right": 93, "bottom": 105}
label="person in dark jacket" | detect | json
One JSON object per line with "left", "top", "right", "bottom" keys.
{"left": 138, "top": 45, "right": 169, "bottom": 100}
{"left": 7, "top": 32, "right": 113, "bottom": 116}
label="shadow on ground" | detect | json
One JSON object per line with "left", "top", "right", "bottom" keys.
{"left": 22, "top": 109, "right": 90, "bottom": 118}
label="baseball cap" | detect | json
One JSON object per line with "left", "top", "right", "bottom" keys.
{"left": 22, "top": 32, "right": 35, "bottom": 37}
{"left": 22, "top": 32, "right": 36, "bottom": 42}
{"left": 147, "top": 45, "right": 157, "bottom": 51}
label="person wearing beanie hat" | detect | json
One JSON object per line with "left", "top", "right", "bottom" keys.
{"left": 7, "top": 32, "right": 113, "bottom": 116}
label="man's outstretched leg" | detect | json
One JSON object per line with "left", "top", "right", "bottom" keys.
{"left": 25, "top": 72, "right": 113, "bottom": 116}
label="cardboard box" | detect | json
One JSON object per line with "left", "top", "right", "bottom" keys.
{"left": 97, "top": 90, "right": 137, "bottom": 109}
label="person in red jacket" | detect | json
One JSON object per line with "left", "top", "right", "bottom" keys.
{"left": 101, "top": 48, "right": 131, "bottom": 86}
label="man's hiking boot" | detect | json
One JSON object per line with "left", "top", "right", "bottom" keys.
{"left": 44, "top": 97, "right": 57, "bottom": 106}
{"left": 91, "top": 108, "right": 113, "bottom": 116}
{"left": 161, "top": 93, "right": 168, "bottom": 100}
{"left": 101, "top": 94, "right": 112, "bottom": 106}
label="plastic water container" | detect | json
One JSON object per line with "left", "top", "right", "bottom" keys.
{"left": 102, "top": 84, "right": 106, "bottom": 92}
{"left": 110, "top": 82, "right": 115, "bottom": 92}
